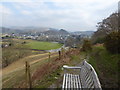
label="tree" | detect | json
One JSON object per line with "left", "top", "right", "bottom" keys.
{"left": 65, "top": 36, "right": 75, "bottom": 47}
{"left": 81, "top": 39, "right": 92, "bottom": 52}
{"left": 104, "top": 31, "right": 120, "bottom": 54}
{"left": 92, "top": 13, "right": 118, "bottom": 44}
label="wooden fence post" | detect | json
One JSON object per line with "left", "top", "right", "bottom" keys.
{"left": 61, "top": 47, "right": 64, "bottom": 57}
{"left": 25, "top": 61, "right": 28, "bottom": 87}
{"left": 49, "top": 52, "right": 51, "bottom": 60}
{"left": 64, "top": 48, "right": 66, "bottom": 58}
{"left": 63, "top": 48, "right": 65, "bottom": 58}
{"left": 59, "top": 51, "right": 61, "bottom": 60}
{"left": 28, "top": 63, "right": 32, "bottom": 88}
{"left": 25, "top": 61, "right": 32, "bottom": 88}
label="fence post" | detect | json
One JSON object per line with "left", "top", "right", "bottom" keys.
{"left": 25, "top": 61, "right": 28, "bottom": 87}
{"left": 49, "top": 52, "right": 51, "bottom": 60}
{"left": 63, "top": 48, "right": 65, "bottom": 58}
{"left": 28, "top": 63, "right": 32, "bottom": 88}
{"left": 59, "top": 51, "right": 61, "bottom": 60}
{"left": 64, "top": 48, "right": 66, "bottom": 58}
{"left": 61, "top": 47, "right": 64, "bottom": 57}
{"left": 25, "top": 61, "right": 32, "bottom": 88}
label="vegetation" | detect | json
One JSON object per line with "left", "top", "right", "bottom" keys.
{"left": 92, "top": 13, "right": 118, "bottom": 44}
{"left": 2, "top": 52, "right": 58, "bottom": 88}
{"left": 2, "top": 47, "right": 33, "bottom": 67}
{"left": 93, "top": 37, "right": 105, "bottom": 44}
{"left": 81, "top": 39, "right": 92, "bottom": 52}
{"left": 26, "top": 41, "right": 63, "bottom": 50}
{"left": 88, "top": 12, "right": 119, "bottom": 88}
{"left": 2, "top": 48, "right": 85, "bottom": 88}
{"left": 35, "top": 49, "right": 85, "bottom": 88}
{"left": 104, "top": 31, "right": 120, "bottom": 54}
{"left": 2, "top": 39, "right": 62, "bottom": 68}
{"left": 88, "top": 46, "right": 119, "bottom": 88}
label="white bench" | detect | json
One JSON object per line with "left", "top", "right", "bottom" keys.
{"left": 62, "top": 60, "right": 102, "bottom": 89}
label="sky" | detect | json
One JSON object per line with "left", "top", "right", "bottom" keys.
{"left": 0, "top": 0, "right": 119, "bottom": 31}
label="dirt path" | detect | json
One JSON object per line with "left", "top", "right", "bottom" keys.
{"left": 2, "top": 52, "right": 58, "bottom": 75}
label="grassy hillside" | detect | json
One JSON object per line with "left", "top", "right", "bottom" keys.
{"left": 2, "top": 48, "right": 84, "bottom": 88}
{"left": 2, "top": 52, "right": 58, "bottom": 88}
{"left": 88, "top": 46, "right": 119, "bottom": 88}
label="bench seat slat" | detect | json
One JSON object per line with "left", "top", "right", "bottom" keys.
{"left": 62, "top": 74, "right": 66, "bottom": 88}
{"left": 70, "top": 74, "right": 72, "bottom": 88}
{"left": 65, "top": 74, "right": 68, "bottom": 88}
{"left": 72, "top": 74, "right": 77, "bottom": 88}
{"left": 68, "top": 74, "right": 70, "bottom": 88}
{"left": 75, "top": 75, "right": 78, "bottom": 88}
{"left": 62, "top": 74, "right": 82, "bottom": 89}
{"left": 77, "top": 75, "right": 82, "bottom": 89}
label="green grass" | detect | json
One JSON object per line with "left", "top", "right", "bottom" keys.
{"left": 88, "top": 46, "right": 119, "bottom": 88}
{"left": 26, "top": 41, "right": 63, "bottom": 50}
{"left": 69, "top": 51, "right": 86, "bottom": 65}
{"left": 2, "top": 39, "right": 63, "bottom": 50}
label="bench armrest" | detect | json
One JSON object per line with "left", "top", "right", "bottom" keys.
{"left": 63, "top": 65, "right": 81, "bottom": 69}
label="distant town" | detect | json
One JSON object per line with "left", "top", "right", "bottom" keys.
{"left": 1, "top": 27, "right": 94, "bottom": 48}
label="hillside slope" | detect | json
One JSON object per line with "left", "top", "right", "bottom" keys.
{"left": 88, "top": 46, "right": 119, "bottom": 88}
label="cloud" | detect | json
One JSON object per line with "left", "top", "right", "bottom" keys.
{"left": 21, "top": 10, "right": 31, "bottom": 15}
{"left": 0, "top": 0, "right": 119, "bottom": 31}
{"left": 0, "top": 4, "right": 12, "bottom": 14}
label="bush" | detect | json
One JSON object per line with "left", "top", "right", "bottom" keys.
{"left": 93, "top": 37, "right": 105, "bottom": 44}
{"left": 104, "top": 31, "right": 120, "bottom": 54}
{"left": 81, "top": 39, "right": 92, "bottom": 52}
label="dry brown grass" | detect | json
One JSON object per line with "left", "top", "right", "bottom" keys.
{"left": 2, "top": 52, "right": 58, "bottom": 88}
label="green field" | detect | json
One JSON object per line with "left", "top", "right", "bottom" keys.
{"left": 3, "top": 39, "right": 63, "bottom": 50}
{"left": 26, "top": 41, "right": 63, "bottom": 50}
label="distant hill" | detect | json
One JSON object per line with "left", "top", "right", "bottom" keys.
{"left": 44, "top": 29, "right": 69, "bottom": 35}
{"left": 1, "top": 26, "right": 94, "bottom": 36}
{"left": 1, "top": 27, "right": 24, "bottom": 34}
{"left": 71, "top": 31, "right": 94, "bottom": 36}
{"left": 7, "top": 26, "right": 49, "bottom": 32}
{"left": 1, "top": 27, "right": 69, "bottom": 36}
{"left": 59, "top": 29, "right": 69, "bottom": 35}
{"left": 1, "top": 26, "right": 51, "bottom": 34}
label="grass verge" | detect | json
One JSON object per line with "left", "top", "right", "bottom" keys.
{"left": 88, "top": 46, "right": 119, "bottom": 88}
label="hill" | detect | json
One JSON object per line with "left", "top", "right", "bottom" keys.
{"left": 1, "top": 27, "right": 24, "bottom": 34}
{"left": 44, "top": 29, "right": 69, "bottom": 35}
{"left": 1, "top": 26, "right": 50, "bottom": 34}
{"left": 1, "top": 27, "right": 69, "bottom": 36}
{"left": 71, "top": 31, "right": 94, "bottom": 37}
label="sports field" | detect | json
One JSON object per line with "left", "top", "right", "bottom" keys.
{"left": 26, "top": 40, "right": 63, "bottom": 50}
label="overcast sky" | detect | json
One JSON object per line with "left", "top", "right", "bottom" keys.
{"left": 0, "top": 0, "right": 119, "bottom": 31}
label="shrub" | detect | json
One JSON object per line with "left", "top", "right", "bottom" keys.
{"left": 104, "top": 31, "right": 120, "bottom": 54}
{"left": 93, "top": 37, "right": 105, "bottom": 44}
{"left": 81, "top": 39, "right": 92, "bottom": 52}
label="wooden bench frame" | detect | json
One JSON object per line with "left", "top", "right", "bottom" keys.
{"left": 62, "top": 60, "right": 102, "bottom": 89}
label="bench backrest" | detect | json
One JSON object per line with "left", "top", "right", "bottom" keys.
{"left": 80, "top": 61, "right": 102, "bottom": 89}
